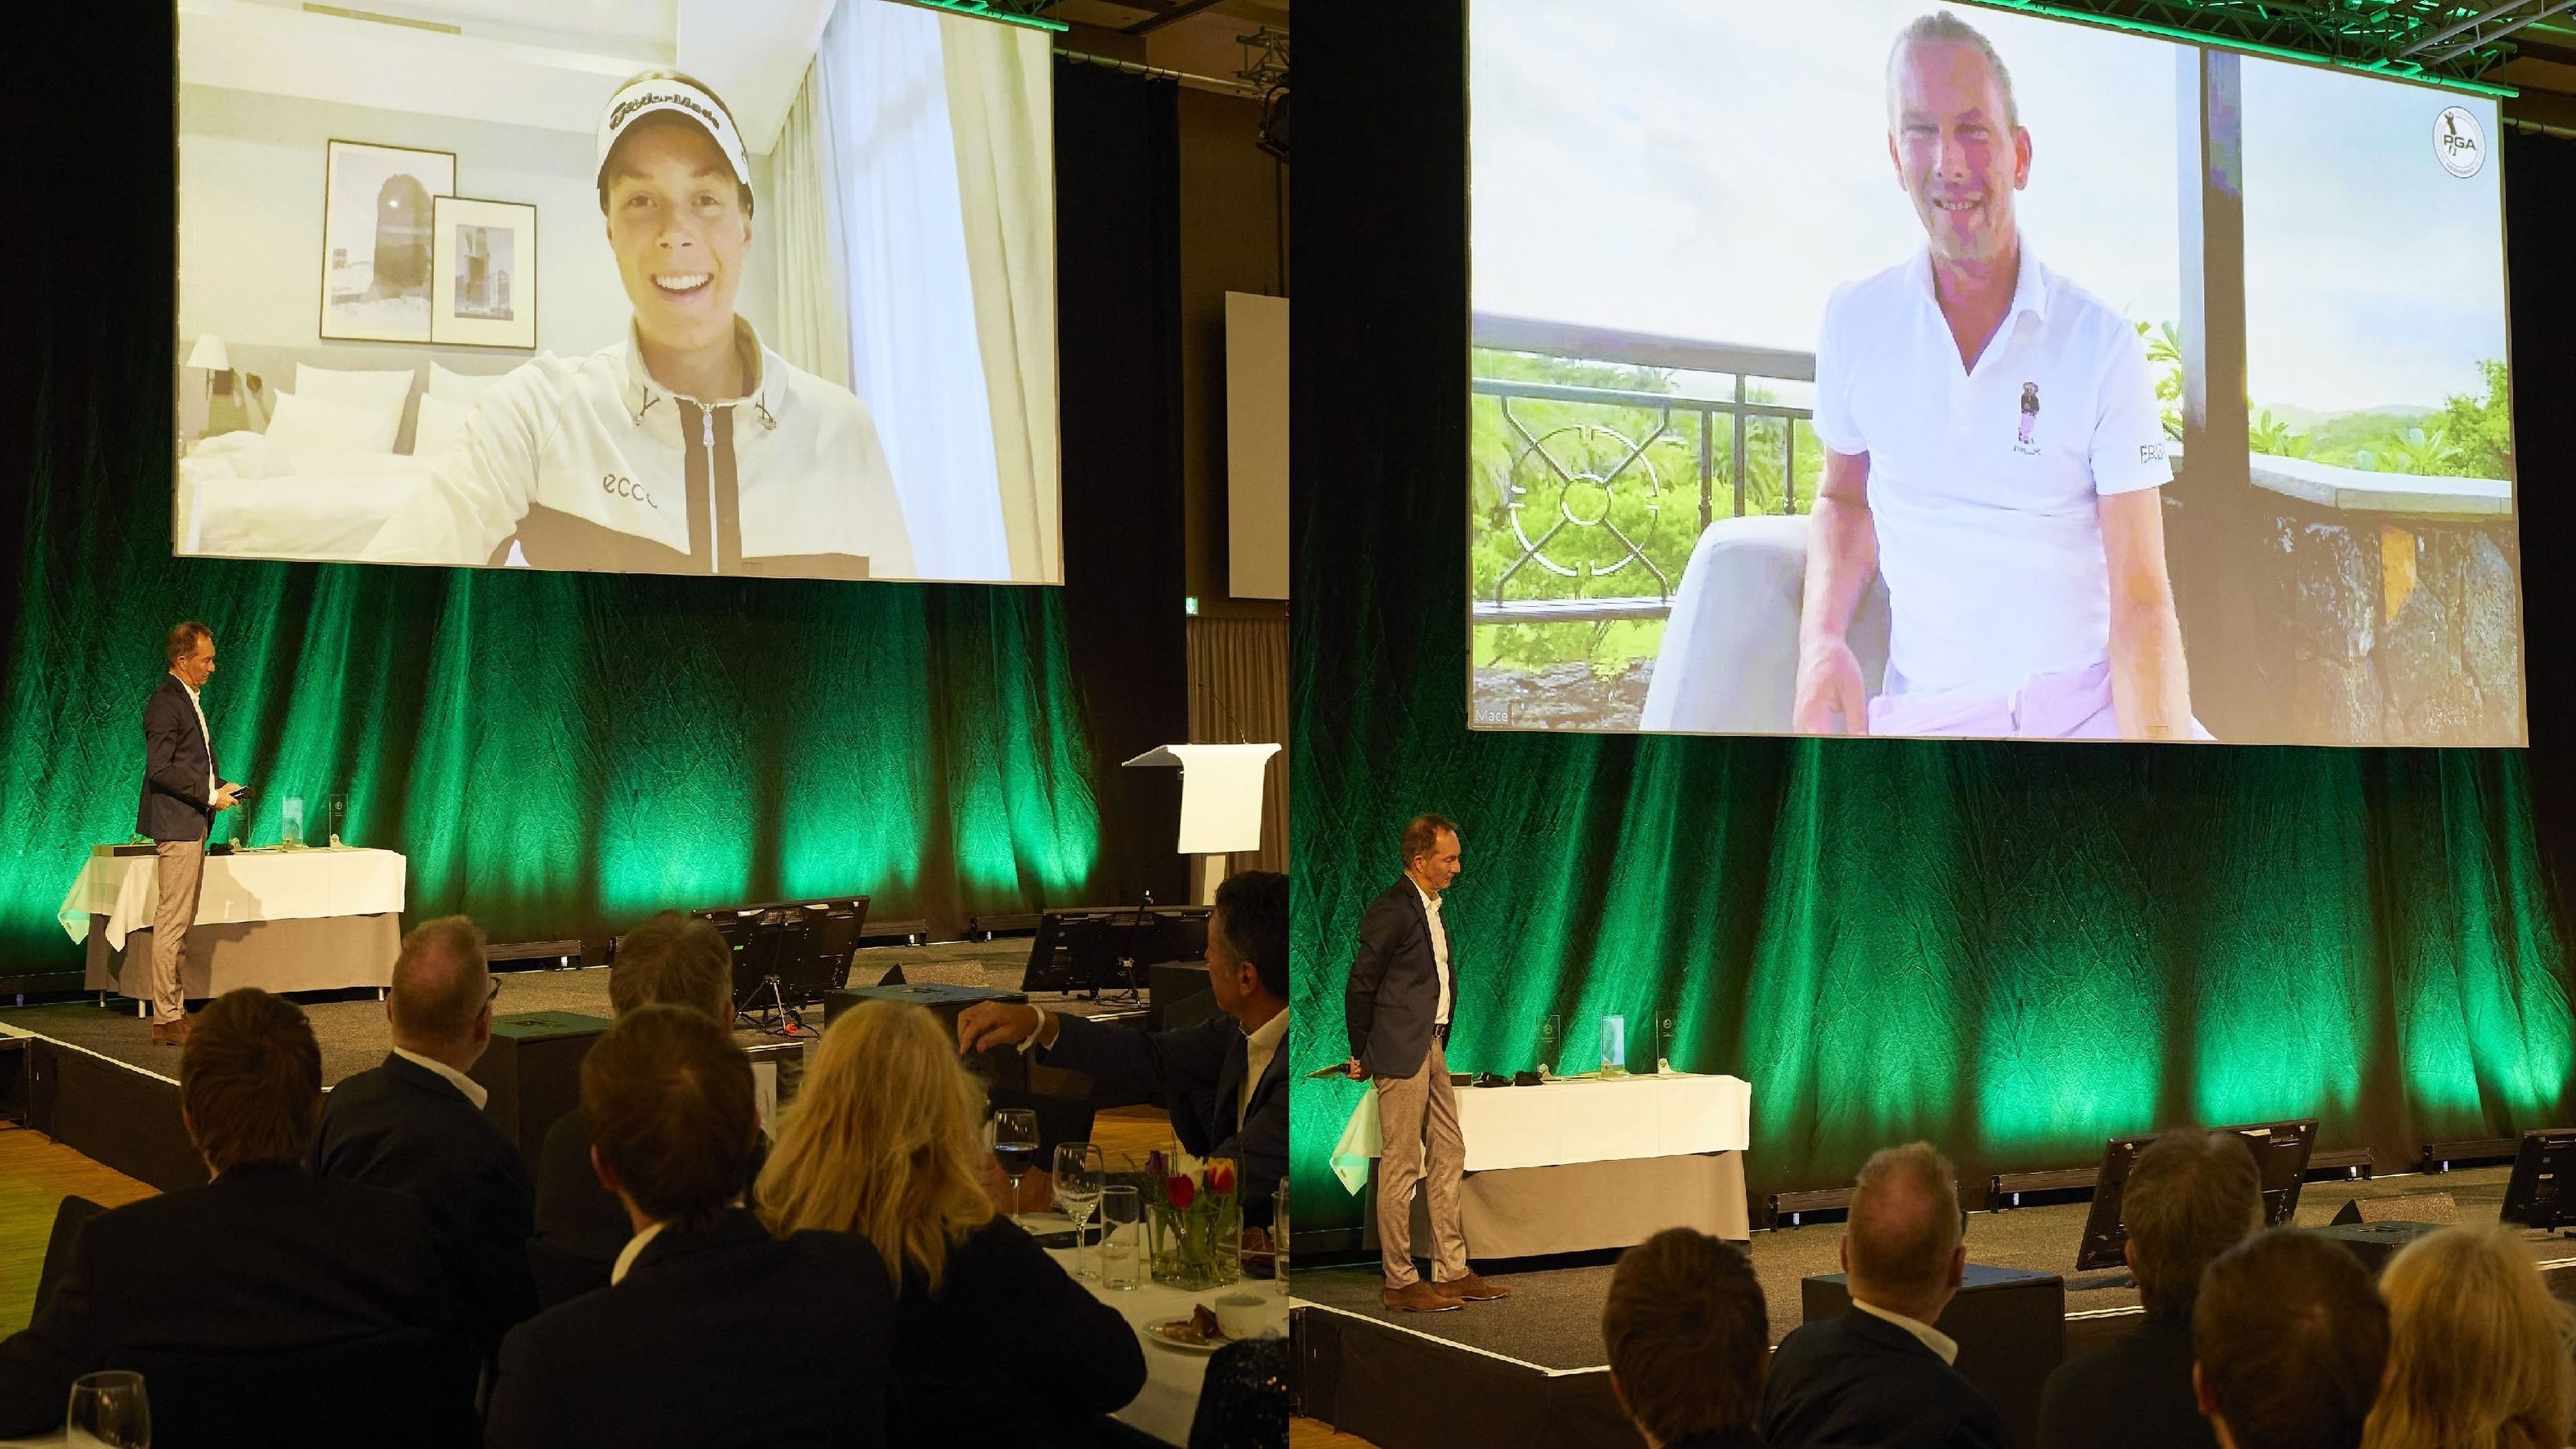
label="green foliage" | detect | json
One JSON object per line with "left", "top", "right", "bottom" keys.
{"left": 2253, "top": 363, "right": 2510, "bottom": 481}
{"left": 2434, "top": 358, "right": 2515, "bottom": 482}
{"left": 2137, "top": 320, "right": 2185, "bottom": 442}
{"left": 2248, "top": 408, "right": 2310, "bottom": 460}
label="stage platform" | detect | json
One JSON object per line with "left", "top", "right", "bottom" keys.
{"left": 1294, "top": 1164, "right": 2576, "bottom": 1449}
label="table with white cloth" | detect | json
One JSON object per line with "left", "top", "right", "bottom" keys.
{"left": 1333, "top": 1071, "right": 1754, "bottom": 1257}
{"left": 56, "top": 845, "right": 408, "bottom": 1002}
{"left": 1038, "top": 1229, "right": 1289, "bottom": 1445}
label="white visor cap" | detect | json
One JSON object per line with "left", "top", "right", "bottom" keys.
{"left": 597, "top": 76, "right": 753, "bottom": 194}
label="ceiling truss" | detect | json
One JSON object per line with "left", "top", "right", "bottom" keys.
{"left": 1979, "top": 0, "right": 2576, "bottom": 89}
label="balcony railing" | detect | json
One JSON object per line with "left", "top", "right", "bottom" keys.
{"left": 1472, "top": 313, "right": 1816, "bottom": 627}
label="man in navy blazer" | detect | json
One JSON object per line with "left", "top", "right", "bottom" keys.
{"left": 136, "top": 621, "right": 246, "bottom": 1046}
{"left": 957, "top": 871, "right": 1291, "bottom": 1228}
{"left": 310, "top": 915, "right": 538, "bottom": 1365}
{"left": 1340, "top": 814, "right": 1508, "bottom": 1313}
{"left": 1760, "top": 1143, "right": 2007, "bottom": 1449}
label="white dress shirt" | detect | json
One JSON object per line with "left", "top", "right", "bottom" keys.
{"left": 1239, "top": 1006, "right": 1287, "bottom": 1129}
{"left": 1412, "top": 881, "right": 1452, "bottom": 1026}
{"left": 1851, "top": 1295, "right": 1960, "bottom": 1364}
{"left": 609, "top": 1220, "right": 668, "bottom": 1286}
{"left": 391, "top": 1046, "right": 490, "bottom": 1109}
{"left": 1811, "top": 246, "right": 2173, "bottom": 698}
{"left": 171, "top": 671, "right": 215, "bottom": 799}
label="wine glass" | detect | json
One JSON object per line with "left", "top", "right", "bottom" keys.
{"left": 990, "top": 1108, "right": 1040, "bottom": 1221}
{"left": 1053, "top": 1142, "right": 1106, "bottom": 1277}
{"left": 67, "top": 1369, "right": 150, "bottom": 1447}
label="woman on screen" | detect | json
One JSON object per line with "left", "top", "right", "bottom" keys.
{"left": 363, "top": 71, "right": 916, "bottom": 578}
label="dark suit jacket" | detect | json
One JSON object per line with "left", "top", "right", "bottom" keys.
{"left": 1345, "top": 878, "right": 1455, "bottom": 1080}
{"left": 0, "top": 1163, "right": 453, "bottom": 1438}
{"left": 2036, "top": 1311, "right": 2214, "bottom": 1449}
{"left": 310, "top": 1052, "right": 539, "bottom": 1361}
{"left": 1760, "top": 1307, "right": 2009, "bottom": 1449}
{"left": 887, "top": 1216, "right": 1147, "bottom": 1449}
{"left": 1042, "top": 1010, "right": 1287, "bottom": 1224}
{"left": 484, "top": 1208, "right": 891, "bottom": 1449}
{"left": 530, "top": 1108, "right": 770, "bottom": 1309}
{"left": 138, "top": 673, "right": 221, "bottom": 844}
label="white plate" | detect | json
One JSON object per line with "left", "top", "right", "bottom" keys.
{"left": 1146, "top": 1319, "right": 1225, "bottom": 1354}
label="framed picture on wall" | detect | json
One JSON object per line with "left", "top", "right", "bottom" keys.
{"left": 429, "top": 196, "right": 538, "bottom": 349}
{"left": 319, "top": 139, "right": 456, "bottom": 343}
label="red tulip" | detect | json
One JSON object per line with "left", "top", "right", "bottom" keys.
{"left": 1167, "top": 1174, "right": 1197, "bottom": 1211}
{"left": 1208, "top": 1159, "right": 1237, "bottom": 1196}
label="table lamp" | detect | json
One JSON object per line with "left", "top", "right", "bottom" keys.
{"left": 184, "top": 332, "right": 233, "bottom": 440}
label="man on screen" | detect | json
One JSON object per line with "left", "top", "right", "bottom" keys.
{"left": 362, "top": 71, "right": 916, "bottom": 578}
{"left": 1792, "top": 10, "right": 2198, "bottom": 741}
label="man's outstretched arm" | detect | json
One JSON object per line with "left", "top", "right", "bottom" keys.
{"left": 2100, "top": 487, "right": 2193, "bottom": 739}
{"left": 1792, "top": 448, "right": 1879, "bottom": 734}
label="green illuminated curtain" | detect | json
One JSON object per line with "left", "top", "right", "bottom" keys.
{"left": 1285, "top": 6, "right": 2576, "bottom": 1236}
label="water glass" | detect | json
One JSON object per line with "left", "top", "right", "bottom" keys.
{"left": 1053, "top": 1142, "right": 1106, "bottom": 1277}
{"left": 67, "top": 1369, "right": 150, "bottom": 1447}
{"left": 1273, "top": 1179, "right": 1291, "bottom": 1295}
{"left": 990, "top": 1108, "right": 1040, "bottom": 1221}
{"left": 1098, "top": 1183, "right": 1143, "bottom": 1290}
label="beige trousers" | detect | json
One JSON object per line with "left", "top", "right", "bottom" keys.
{"left": 1375, "top": 1034, "right": 1467, "bottom": 1287}
{"left": 150, "top": 840, "right": 205, "bottom": 1025}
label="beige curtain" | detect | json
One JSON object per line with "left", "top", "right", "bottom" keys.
{"left": 1188, "top": 615, "right": 1289, "bottom": 875}
{"left": 940, "top": 17, "right": 1061, "bottom": 585}
{"left": 767, "top": 60, "right": 852, "bottom": 389}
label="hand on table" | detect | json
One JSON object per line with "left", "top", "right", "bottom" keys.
{"left": 958, "top": 1001, "right": 1044, "bottom": 1054}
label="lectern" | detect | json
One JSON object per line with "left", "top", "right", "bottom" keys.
{"left": 1122, "top": 742, "right": 1280, "bottom": 902}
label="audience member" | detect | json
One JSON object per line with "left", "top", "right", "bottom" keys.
{"left": 2362, "top": 1224, "right": 2574, "bottom": 1449}
{"left": 530, "top": 910, "right": 739, "bottom": 1305}
{"left": 759, "top": 1000, "right": 1147, "bottom": 1449}
{"left": 2193, "top": 1228, "right": 2388, "bottom": 1449}
{"left": 955, "top": 870, "right": 1290, "bottom": 1226}
{"left": 485, "top": 1005, "right": 891, "bottom": 1448}
{"left": 0, "top": 989, "right": 454, "bottom": 1438}
{"left": 1760, "top": 1143, "right": 2005, "bottom": 1449}
{"left": 2039, "top": 1127, "right": 2262, "bottom": 1449}
{"left": 310, "top": 915, "right": 537, "bottom": 1363}
{"left": 1602, "top": 1228, "right": 1770, "bottom": 1449}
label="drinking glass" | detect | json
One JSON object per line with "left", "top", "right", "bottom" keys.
{"left": 1098, "top": 1183, "right": 1143, "bottom": 1290}
{"left": 1272, "top": 1179, "right": 1292, "bottom": 1296}
{"left": 66, "top": 1369, "right": 150, "bottom": 1448}
{"left": 1053, "top": 1142, "right": 1106, "bottom": 1276}
{"left": 990, "top": 1108, "right": 1040, "bottom": 1221}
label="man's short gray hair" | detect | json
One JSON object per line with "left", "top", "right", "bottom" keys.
{"left": 1888, "top": 10, "right": 2021, "bottom": 131}
{"left": 1847, "top": 1142, "right": 1964, "bottom": 1295}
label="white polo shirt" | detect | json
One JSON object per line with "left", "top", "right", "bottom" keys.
{"left": 1811, "top": 246, "right": 2172, "bottom": 698}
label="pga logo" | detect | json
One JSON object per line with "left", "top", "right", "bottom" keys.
{"left": 2435, "top": 106, "right": 2486, "bottom": 180}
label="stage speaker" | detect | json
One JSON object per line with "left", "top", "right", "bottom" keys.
{"left": 825, "top": 983, "right": 1027, "bottom": 1089}
{"left": 1149, "top": 960, "right": 1218, "bottom": 1031}
{"left": 1804, "top": 1265, "right": 2065, "bottom": 1449}
{"left": 2328, "top": 1192, "right": 2456, "bottom": 1227}
{"left": 472, "top": 1010, "right": 609, "bottom": 1170}
{"left": 2312, "top": 1220, "right": 2443, "bottom": 1276}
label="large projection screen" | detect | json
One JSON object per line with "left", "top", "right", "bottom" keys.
{"left": 1466, "top": 0, "right": 2521, "bottom": 745}
{"left": 176, "top": 0, "right": 1061, "bottom": 585}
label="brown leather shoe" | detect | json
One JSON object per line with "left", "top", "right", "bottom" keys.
{"left": 1381, "top": 1280, "right": 1465, "bottom": 1313}
{"left": 1434, "top": 1272, "right": 1511, "bottom": 1301}
{"left": 148, "top": 1016, "right": 192, "bottom": 1047}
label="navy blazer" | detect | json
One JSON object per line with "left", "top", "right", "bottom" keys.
{"left": 1344, "top": 878, "right": 1455, "bottom": 1080}
{"left": 2037, "top": 1311, "right": 2214, "bottom": 1449}
{"left": 1041, "top": 1009, "right": 1288, "bottom": 1224}
{"left": 137, "top": 673, "right": 221, "bottom": 843}
{"left": 309, "top": 1052, "right": 539, "bottom": 1361}
{"left": 1760, "top": 1307, "right": 2009, "bottom": 1449}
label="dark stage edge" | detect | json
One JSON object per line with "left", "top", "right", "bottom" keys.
{"left": 1294, "top": 1166, "right": 2576, "bottom": 1449}
{"left": 0, "top": 939, "right": 1030, "bottom": 1191}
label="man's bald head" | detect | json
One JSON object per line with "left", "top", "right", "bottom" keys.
{"left": 388, "top": 915, "right": 492, "bottom": 1056}
{"left": 1845, "top": 1142, "right": 1966, "bottom": 1317}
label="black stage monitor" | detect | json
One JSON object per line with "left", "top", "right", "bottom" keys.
{"left": 689, "top": 896, "right": 869, "bottom": 1013}
{"left": 1020, "top": 902, "right": 1210, "bottom": 995}
{"left": 2500, "top": 1129, "right": 2576, "bottom": 1230}
{"left": 1022, "top": 908, "right": 1123, "bottom": 993}
{"left": 2076, "top": 1119, "right": 2318, "bottom": 1271}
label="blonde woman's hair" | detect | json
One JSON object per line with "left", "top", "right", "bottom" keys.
{"left": 755, "top": 1000, "right": 994, "bottom": 1292}
{"left": 2363, "top": 1224, "right": 2576, "bottom": 1449}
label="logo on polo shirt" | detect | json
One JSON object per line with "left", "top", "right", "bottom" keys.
{"left": 2014, "top": 382, "right": 2041, "bottom": 455}
{"left": 2140, "top": 442, "right": 2167, "bottom": 464}
{"left": 2435, "top": 106, "right": 2486, "bottom": 179}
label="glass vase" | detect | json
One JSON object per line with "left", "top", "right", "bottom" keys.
{"left": 1147, "top": 1193, "right": 1243, "bottom": 1290}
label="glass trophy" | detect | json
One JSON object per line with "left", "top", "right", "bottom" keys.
{"left": 1656, "top": 1005, "right": 1681, "bottom": 1075}
{"left": 1538, "top": 1013, "right": 1563, "bottom": 1080}
{"left": 1600, "top": 1013, "right": 1628, "bottom": 1078}
{"left": 329, "top": 791, "right": 348, "bottom": 848}
{"left": 281, "top": 795, "right": 305, "bottom": 848}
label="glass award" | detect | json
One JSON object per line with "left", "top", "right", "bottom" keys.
{"left": 1600, "top": 1013, "right": 1628, "bottom": 1077}
{"left": 1538, "top": 1012, "right": 1563, "bottom": 1080}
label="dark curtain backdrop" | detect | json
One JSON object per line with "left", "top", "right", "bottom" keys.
{"left": 1286, "top": 0, "right": 2576, "bottom": 1239}
{"left": 0, "top": 14, "right": 1189, "bottom": 980}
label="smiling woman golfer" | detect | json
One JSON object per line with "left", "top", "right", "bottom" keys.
{"left": 365, "top": 72, "right": 916, "bottom": 579}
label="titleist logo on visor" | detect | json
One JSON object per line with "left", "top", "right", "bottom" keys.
{"left": 610, "top": 90, "right": 726, "bottom": 137}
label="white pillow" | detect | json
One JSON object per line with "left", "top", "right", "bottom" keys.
{"left": 411, "top": 393, "right": 474, "bottom": 456}
{"left": 267, "top": 389, "right": 400, "bottom": 455}
{"left": 428, "top": 361, "right": 509, "bottom": 403}
{"left": 293, "top": 364, "right": 416, "bottom": 423}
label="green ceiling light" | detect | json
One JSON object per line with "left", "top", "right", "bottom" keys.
{"left": 907, "top": 0, "right": 1069, "bottom": 34}
{"left": 1963, "top": 0, "right": 2521, "bottom": 97}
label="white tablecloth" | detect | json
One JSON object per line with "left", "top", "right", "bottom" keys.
{"left": 1041, "top": 1223, "right": 1289, "bottom": 1446}
{"left": 56, "top": 847, "right": 408, "bottom": 951}
{"left": 1331, "top": 1071, "right": 1752, "bottom": 1189}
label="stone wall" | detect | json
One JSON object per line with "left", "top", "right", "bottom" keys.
{"left": 2267, "top": 512, "right": 2523, "bottom": 745}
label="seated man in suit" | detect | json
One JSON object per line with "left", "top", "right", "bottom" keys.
{"left": 2193, "top": 1230, "right": 2388, "bottom": 1449}
{"left": 310, "top": 915, "right": 537, "bottom": 1364}
{"left": 484, "top": 1005, "right": 893, "bottom": 1449}
{"left": 2039, "top": 1128, "right": 2261, "bottom": 1449}
{"left": 1603, "top": 1228, "right": 1772, "bottom": 1449}
{"left": 530, "top": 910, "right": 740, "bottom": 1306}
{"left": 954, "top": 869, "right": 1289, "bottom": 1227}
{"left": 1761, "top": 1143, "right": 2007, "bottom": 1449}
{"left": 0, "top": 989, "right": 457, "bottom": 1437}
